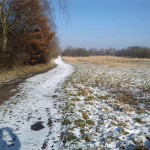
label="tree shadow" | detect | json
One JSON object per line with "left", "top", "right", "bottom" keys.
{"left": 0, "top": 127, "right": 21, "bottom": 150}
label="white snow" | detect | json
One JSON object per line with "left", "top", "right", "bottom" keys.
{"left": 60, "top": 63, "right": 150, "bottom": 149}
{"left": 1, "top": 57, "right": 150, "bottom": 150}
{"left": 0, "top": 56, "right": 74, "bottom": 150}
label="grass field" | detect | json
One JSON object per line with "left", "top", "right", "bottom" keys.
{"left": 0, "top": 61, "right": 55, "bottom": 88}
{"left": 63, "top": 56, "right": 150, "bottom": 68}
{"left": 61, "top": 56, "right": 150, "bottom": 149}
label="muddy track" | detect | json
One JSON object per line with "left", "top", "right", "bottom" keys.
{"left": 0, "top": 81, "right": 22, "bottom": 105}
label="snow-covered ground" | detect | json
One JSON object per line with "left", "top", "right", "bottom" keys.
{"left": 61, "top": 63, "right": 150, "bottom": 150}
{"left": 0, "top": 57, "right": 74, "bottom": 150}
{"left": 0, "top": 57, "right": 150, "bottom": 150}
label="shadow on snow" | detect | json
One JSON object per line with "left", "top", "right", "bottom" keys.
{"left": 0, "top": 127, "right": 21, "bottom": 150}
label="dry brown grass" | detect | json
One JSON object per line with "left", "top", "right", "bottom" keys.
{"left": 116, "top": 92, "right": 138, "bottom": 105}
{"left": 63, "top": 56, "right": 150, "bottom": 68}
{"left": 0, "top": 60, "right": 55, "bottom": 87}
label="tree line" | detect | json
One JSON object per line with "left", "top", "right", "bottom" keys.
{"left": 62, "top": 46, "right": 150, "bottom": 58}
{"left": 0, "top": 0, "right": 64, "bottom": 70}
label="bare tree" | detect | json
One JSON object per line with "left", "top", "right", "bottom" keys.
{"left": 0, "top": 0, "right": 9, "bottom": 52}
{"left": 0, "top": 0, "right": 69, "bottom": 69}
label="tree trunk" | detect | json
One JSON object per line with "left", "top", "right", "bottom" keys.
{"left": 2, "top": 17, "right": 8, "bottom": 51}
{"left": 0, "top": 1, "right": 8, "bottom": 52}
{"left": 0, "top": 2, "right": 9, "bottom": 69}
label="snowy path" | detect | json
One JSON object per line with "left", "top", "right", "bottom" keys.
{"left": 0, "top": 57, "right": 74, "bottom": 150}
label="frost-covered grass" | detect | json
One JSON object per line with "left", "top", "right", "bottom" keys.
{"left": 0, "top": 56, "right": 149, "bottom": 150}
{"left": 61, "top": 61, "right": 150, "bottom": 149}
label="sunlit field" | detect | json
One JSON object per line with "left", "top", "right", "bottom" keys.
{"left": 63, "top": 56, "right": 150, "bottom": 68}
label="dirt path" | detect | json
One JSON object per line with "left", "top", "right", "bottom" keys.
{"left": 0, "top": 81, "right": 22, "bottom": 106}
{"left": 0, "top": 57, "right": 74, "bottom": 150}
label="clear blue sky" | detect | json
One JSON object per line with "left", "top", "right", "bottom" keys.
{"left": 54, "top": 0, "right": 150, "bottom": 50}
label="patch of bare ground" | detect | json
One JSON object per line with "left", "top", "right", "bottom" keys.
{"left": 63, "top": 56, "right": 150, "bottom": 68}
{"left": 112, "top": 90, "right": 138, "bottom": 105}
{"left": 0, "top": 81, "right": 21, "bottom": 105}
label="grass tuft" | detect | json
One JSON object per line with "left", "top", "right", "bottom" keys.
{"left": 62, "top": 119, "right": 72, "bottom": 125}
{"left": 82, "top": 112, "right": 89, "bottom": 120}
{"left": 86, "top": 119, "right": 95, "bottom": 126}
{"left": 74, "top": 119, "right": 85, "bottom": 128}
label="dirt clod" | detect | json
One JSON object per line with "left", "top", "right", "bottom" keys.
{"left": 31, "top": 121, "right": 45, "bottom": 131}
